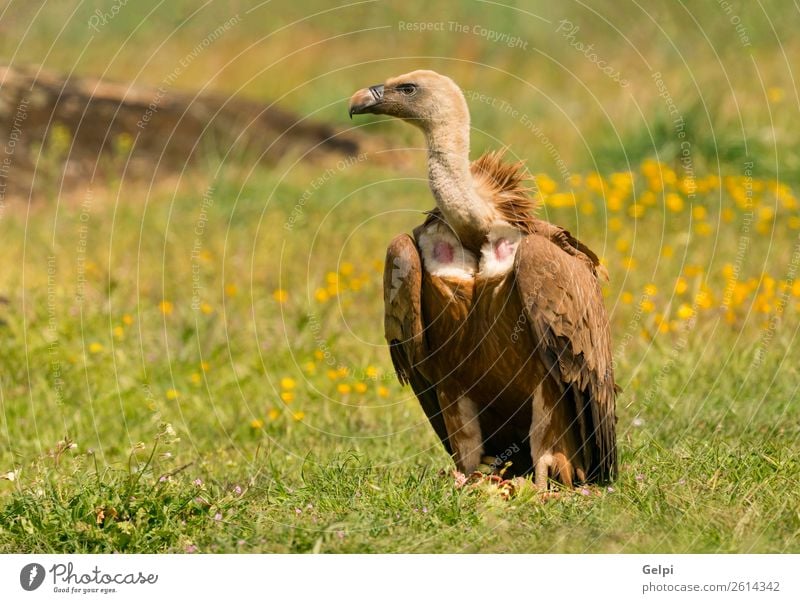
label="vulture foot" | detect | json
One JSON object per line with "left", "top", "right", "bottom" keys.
{"left": 530, "top": 379, "right": 588, "bottom": 489}
{"left": 533, "top": 452, "right": 575, "bottom": 490}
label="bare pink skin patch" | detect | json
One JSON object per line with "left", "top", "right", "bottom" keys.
{"left": 434, "top": 240, "right": 454, "bottom": 263}
{"left": 494, "top": 238, "right": 515, "bottom": 261}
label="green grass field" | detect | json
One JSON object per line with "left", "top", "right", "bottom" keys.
{"left": 1, "top": 1, "right": 799, "bottom": 553}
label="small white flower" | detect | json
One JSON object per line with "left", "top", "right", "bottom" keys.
{"left": 1, "top": 469, "right": 19, "bottom": 482}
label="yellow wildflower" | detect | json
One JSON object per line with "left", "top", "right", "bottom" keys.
{"left": 250, "top": 418, "right": 264, "bottom": 430}
{"left": 292, "top": 411, "right": 305, "bottom": 421}
{"left": 585, "top": 172, "right": 605, "bottom": 193}
{"left": 200, "top": 302, "right": 214, "bottom": 315}
{"left": 268, "top": 409, "right": 280, "bottom": 421}
{"left": 639, "top": 191, "right": 656, "bottom": 206}
{"left": 606, "top": 194, "right": 623, "bottom": 212}
{"left": 166, "top": 389, "right": 180, "bottom": 400}
{"left": 159, "top": 300, "right": 174, "bottom": 315}
{"left": 280, "top": 377, "right": 296, "bottom": 390}
{"left": 354, "top": 382, "right": 368, "bottom": 394}
{"left": 337, "top": 384, "right": 352, "bottom": 395}
{"left": 377, "top": 386, "right": 390, "bottom": 398}
{"left": 225, "top": 283, "right": 238, "bottom": 297}
{"left": 767, "top": 87, "right": 784, "bottom": 103}
{"left": 628, "top": 203, "right": 645, "bottom": 218}
{"left": 695, "top": 290, "right": 713, "bottom": 309}
{"left": 535, "top": 173, "right": 558, "bottom": 195}
{"left": 546, "top": 193, "right": 576, "bottom": 207}
{"left": 314, "top": 288, "right": 329, "bottom": 303}
{"left": 89, "top": 342, "right": 104, "bottom": 354}
{"left": 694, "top": 222, "right": 713, "bottom": 236}
{"left": 280, "top": 391, "right": 295, "bottom": 403}
{"left": 339, "top": 262, "right": 354, "bottom": 276}
{"left": 676, "top": 304, "right": 694, "bottom": 320}
{"left": 610, "top": 171, "right": 634, "bottom": 190}
{"left": 122, "top": 314, "right": 134, "bottom": 326}
{"left": 273, "top": 289, "right": 288, "bottom": 303}
{"left": 721, "top": 264, "right": 735, "bottom": 279}
{"left": 665, "top": 193, "right": 684, "bottom": 212}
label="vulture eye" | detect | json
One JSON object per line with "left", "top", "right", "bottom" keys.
{"left": 395, "top": 83, "right": 417, "bottom": 96}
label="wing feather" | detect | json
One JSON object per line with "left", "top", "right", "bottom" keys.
{"left": 383, "top": 234, "right": 451, "bottom": 454}
{"left": 514, "top": 234, "right": 617, "bottom": 482}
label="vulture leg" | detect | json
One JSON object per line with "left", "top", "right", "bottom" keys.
{"left": 530, "top": 377, "right": 587, "bottom": 489}
{"left": 438, "top": 388, "right": 483, "bottom": 473}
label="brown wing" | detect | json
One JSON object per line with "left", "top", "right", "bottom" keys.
{"left": 514, "top": 233, "right": 617, "bottom": 482}
{"left": 383, "top": 234, "right": 451, "bottom": 455}
{"left": 530, "top": 218, "right": 609, "bottom": 281}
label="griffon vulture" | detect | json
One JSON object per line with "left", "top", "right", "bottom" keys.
{"left": 349, "top": 70, "right": 617, "bottom": 487}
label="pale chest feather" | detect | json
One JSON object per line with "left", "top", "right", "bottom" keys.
{"left": 416, "top": 219, "right": 522, "bottom": 281}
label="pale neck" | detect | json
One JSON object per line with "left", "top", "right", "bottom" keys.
{"left": 424, "top": 123, "right": 492, "bottom": 247}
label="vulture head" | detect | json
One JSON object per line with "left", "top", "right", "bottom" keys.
{"left": 348, "top": 69, "right": 468, "bottom": 133}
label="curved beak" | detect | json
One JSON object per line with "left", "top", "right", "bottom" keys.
{"left": 348, "top": 84, "right": 384, "bottom": 118}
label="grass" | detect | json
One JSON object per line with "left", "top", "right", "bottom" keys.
{"left": 1, "top": 1, "right": 800, "bottom": 553}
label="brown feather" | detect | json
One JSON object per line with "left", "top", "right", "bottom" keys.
{"left": 383, "top": 234, "right": 451, "bottom": 454}
{"left": 470, "top": 148, "right": 537, "bottom": 234}
{"left": 469, "top": 149, "right": 609, "bottom": 281}
{"left": 513, "top": 235, "right": 618, "bottom": 482}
